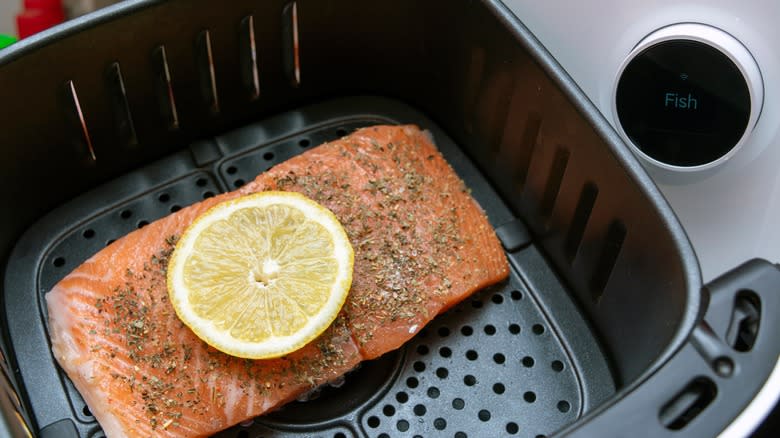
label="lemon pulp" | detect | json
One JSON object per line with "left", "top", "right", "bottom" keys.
{"left": 167, "top": 191, "right": 354, "bottom": 359}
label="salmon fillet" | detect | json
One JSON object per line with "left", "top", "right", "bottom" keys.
{"left": 46, "top": 125, "right": 509, "bottom": 437}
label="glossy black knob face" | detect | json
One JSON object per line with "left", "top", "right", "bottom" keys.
{"left": 616, "top": 40, "right": 751, "bottom": 167}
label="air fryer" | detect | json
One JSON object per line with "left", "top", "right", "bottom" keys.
{"left": 0, "top": 1, "right": 777, "bottom": 437}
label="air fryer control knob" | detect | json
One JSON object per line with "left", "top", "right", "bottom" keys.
{"left": 614, "top": 23, "right": 764, "bottom": 171}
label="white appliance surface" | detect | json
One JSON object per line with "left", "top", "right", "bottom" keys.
{"left": 503, "top": 0, "right": 780, "bottom": 282}
{"left": 0, "top": 1, "right": 21, "bottom": 36}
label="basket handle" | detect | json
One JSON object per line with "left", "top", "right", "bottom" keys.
{"left": 560, "top": 259, "right": 780, "bottom": 437}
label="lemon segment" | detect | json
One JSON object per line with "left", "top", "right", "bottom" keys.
{"left": 167, "top": 191, "right": 354, "bottom": 359}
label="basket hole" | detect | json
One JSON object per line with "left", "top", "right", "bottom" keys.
{"left": 557, "top": 400, "right": 571, "bottom": 413}
{"left": 137, "top": 220, "right": 149, "bottom": 229}
{"left": 334, "top": 433, "right": 346, "bottom": 438}
{"left": 511, "top": 290, "right": 522, "bottom": 300}
{"left": 492, "top": 383, "right": 505, "bottom": 394}
{"left": 460, "top": 325, "right": 473, "bottom": 336}
{"left": 484, "top": 324, "right": 496, "bottom": 335}
{"left": 509, "top": 324, "right": 521, "bottom": 334}
{"left": 396, "top": 392, "right": 408, "bottom": 403}
{"left": 120, "top": 209, "right": 133, "bottom": 219}
{"left": 524, "top": 391, "right": 537, "bottom": 403}
{"left": 439, "top": 347, "right": 452, "bottom": 358}
{"left": 82, "top": 229, "right": 95, "bottom": 239}
{"left": 416, "top": 345, "right": 429, "bottom": 355}
{"left": 263, "top": 152, "right": 275, "bottom": 161}
{"left": 466, "top": 350, "right": 478, "bottom": 361}
{"left": 478, "top": 409, "right": 491, "bottom": 422}
{"left": 336, "top": 128, "right": 348, "bottom": 137}
{"left": 378, "top": 434, "right": 389, "bottom": 438}
{"left": 406, "top": 377, "right": 419, "bottom": 388}
{"left": 413, "top": 404, "right": 426, "bottom": 416}
{"left": 196, "top": 177, "right": 208, "bottom": 186}
{"left": 438, "top": 327, "right": 451, "bottom": 337}
{"left": 427, "top": 386, "right": 440, "bottom": 399}
{"left": 491, "top": 294, "right": 504, "bottom": 304}
{"left": 299, "top": 138, "right": 310, "bottom": 148}
{"left": 454, "top": 433, "right": 467, "bottom": 438}
{"left": 158, "top": 193, "right": 170, "bottom": 203}
{"left": 383, "top": 404, "right": 395, "bottom": 416}
{"left": 170, "top": 205, "right": 181, "bottom": 213}
{"left": 226, "top": 166, "right": 238, "bottom": 175}
{"left": 532, "top": 324, "right": 545, "bottom": 335}
{"left": 436, "top": 367, "right": 449, "bottom": 379}
{"left": 203, "top": 191, "right": 215, "bottom": 199}
{"left": 522, "top": 356, "right": 535, "bottom": 367}
{"left": 506, "top": 422, "right": 519, "bottom": 434}
{"left": 471, "top": 300, "right": 483, "bottom": 308}
{"left": 551, "top": 360, "right": 564, "bottom": 372}
{"left": 493, "top": 353, "right": 506, "bottom": 364}
{"left": 82, "top": 405, "right": 92, "bottom": 416}
{"left": 463, "top": 375, "right": 476, "bottom": 386}
{"left": 234, "top": 179, "right": 245, "bottom": 188}
{"left": 367, "top": 416, "right": 380, "bottom": 428}
{"left": 413, "top": 361, "right": 426, "bottom": 372}
{"left": 397, "top": 419, "right": 409, "bottom": 432}
{"left": 536, "top": 435, "right": 548, "bottom": 438}
{"left": 433, "top": 418, "right": 447, "bottom": 430}
{"left": 452, "top": 398, "right": 465, "bottom": 410}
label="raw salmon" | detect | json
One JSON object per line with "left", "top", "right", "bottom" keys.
{"left": 46, "top": 125, "right": 509, "bottom": 437}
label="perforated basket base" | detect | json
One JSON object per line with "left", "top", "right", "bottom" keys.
{"left": 4, "top": 97, "right": 613, "bottom": 438}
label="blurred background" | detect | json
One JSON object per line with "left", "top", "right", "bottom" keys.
{"left": 0, "top": 0, "right": 122, "bottom": 45}
{"left": 0, "top": 1, "right": 18, "bottom": 36}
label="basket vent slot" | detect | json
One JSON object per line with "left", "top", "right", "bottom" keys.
{"left": 152, "top": 46, "right": 180, "bottom": 130}
{"left": 539, "top": 146, "right": 569, "bottom": 221}
{"left": 463, "top": 47, "right": 485, "bottom": 134}
{"left": 564, "top": 182, "right": 598, "bottom": 262}
{"left": 659, "top": 377, "right": 717, "bottom": 430}
{"left": 514, "top": 113, "right": 541, "bottom": 189}
{"left": 195, "top": 30, "right": 220, "bottom": 114}
{"left": 590, "top": 220, "right": 626, "bottom": 302}
{"left": 105, "top": 62, "right": 138, "bottom": 147}
{"left": 282, "top": 1, "right": 301, "bottom": 87}
{"left": 239, "top": 15, "right": 261, "bottom": 100}
{"left": 62, "top": 80, "right": 96, "bottom": 162}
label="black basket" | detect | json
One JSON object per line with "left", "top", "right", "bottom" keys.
{"left": 0, "top": 1, "right": 777, "bottom": 437}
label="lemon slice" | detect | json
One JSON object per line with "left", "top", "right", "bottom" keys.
{"left": 167, "top": 191, "right": 354, "bottom": 359}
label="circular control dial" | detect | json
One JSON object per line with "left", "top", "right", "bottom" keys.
{"left": 614, "top": 24, "right": 763, "bottom": 171}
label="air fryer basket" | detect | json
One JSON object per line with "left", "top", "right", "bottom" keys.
{"left": 0, "top": 1, "right": 777, "bottom": 437}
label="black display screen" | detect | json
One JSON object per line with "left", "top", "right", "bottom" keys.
{"left": 616, "top": 40, "right": 750, "bottom": 167}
